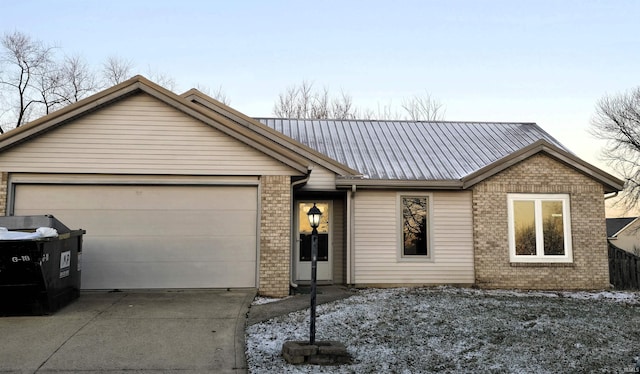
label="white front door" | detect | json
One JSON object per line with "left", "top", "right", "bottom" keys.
{"left": 296, "top": 201, "right": 332, "bottom": 282}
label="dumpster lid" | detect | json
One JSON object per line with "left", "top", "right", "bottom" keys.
{"left": 0, "top": 215, "right": 71, "bottom": 233}
{"left": 0, "top": 227, "right": 59, "bottom": 240}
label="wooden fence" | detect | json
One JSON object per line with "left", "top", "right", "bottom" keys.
{"left": 608, "top": 242, "right": 640, "bottom": 290}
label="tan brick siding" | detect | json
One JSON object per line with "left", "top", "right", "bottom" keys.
{"left": 259, "top": 175, "right": 291, "bottom": 297}
{"left": 472, "top": 154, "right": 609, "bottom": 290}
{"left": 0, "top": 172, "right": 7, "bottom": 216}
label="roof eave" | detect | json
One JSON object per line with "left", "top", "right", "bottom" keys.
{"left": 0, "top": 78, "right": 144, "bottom": 152}
{"left": 335, "top": 178, "right": 464, "bottom": 189}
{"left": 461, "top": 140, "right": 625, "bottom": 193}
{"left": 0, "top": 76, "right": 311, "bottom": 174}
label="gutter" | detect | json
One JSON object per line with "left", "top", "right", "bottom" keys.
{"left": 289, "top": 170, "right": 312, "bottom": 291}
{"left": 604, "top": 191, "right": 618, "bottom": 200}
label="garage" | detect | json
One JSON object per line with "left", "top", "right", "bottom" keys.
{"left": 12, "top": 184, "right": 258, "bottom": 289}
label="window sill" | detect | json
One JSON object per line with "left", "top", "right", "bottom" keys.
{"left": 510, "top": 262, "right": 575, "bottom": 268}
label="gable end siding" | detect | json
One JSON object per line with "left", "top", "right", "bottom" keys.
{"left": 472, "top": 153, "right": 609, "bottom": 289}
{"left": 0, "top": 93, "right": 299, "bottom": 176}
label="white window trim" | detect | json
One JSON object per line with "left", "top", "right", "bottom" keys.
{"left": 397, "top": 193, "right": 435, "bottom": 262}
{"left": 507, "top": 193, "right": 573, "bottom": 263}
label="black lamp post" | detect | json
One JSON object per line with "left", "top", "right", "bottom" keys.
{"left": 306, "top": 203, "right": 322, "bottom": 345}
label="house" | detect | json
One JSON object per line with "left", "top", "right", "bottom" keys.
{"left": 607, "top": 217, "right": 640, "bottom": 255}
{"left": 0, "top": 76, "right": 624, "bottom": 297}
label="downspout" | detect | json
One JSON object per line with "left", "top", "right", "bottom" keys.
{"left": 347, "top": 184, "right": 356, "bottom": 285}
{"left": 290, "top": 170, "right": 312, "bottom": 290}
{"left": 604, "top": 191, "right": 618, "bottom": 200}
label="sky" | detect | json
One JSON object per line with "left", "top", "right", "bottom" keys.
{"left": 2, "top": 0, "right": 639, "bottom": 214}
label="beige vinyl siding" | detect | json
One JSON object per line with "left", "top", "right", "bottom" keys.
{"left": 303, "top": 165, "right": 336, "bottom": 190}
{"left": 0, "top": 93, "right": 298, "bottom": 176}
{"left": 353, "top": 190, "right": 474, "bottom": 284}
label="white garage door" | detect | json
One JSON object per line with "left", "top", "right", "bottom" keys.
{"left": 13, "top": 184, "right": 258, "bottom": 289}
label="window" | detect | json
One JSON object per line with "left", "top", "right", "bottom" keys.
{"left": 400, "top": 195, "right": 430, "bottom": 258}
{"left": 507, "top": 194, "right": 573, "bottom": 263}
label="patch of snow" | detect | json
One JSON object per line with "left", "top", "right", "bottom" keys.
{"left": 252, "top": 296, "right": 293, "bottom": 306}
{"left": 246, "top": 287, "right": 640, "bottom": 373}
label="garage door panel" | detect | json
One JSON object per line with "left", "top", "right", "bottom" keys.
{"left": 16, "top": 210, "right": 257, "bottom": 236}
{"left": 14, "top": 184, "right": 258, "bottom": 289}
{"left": 84, "top": 260, "right": 256, "bottom": 289}
{"left": 15, "top": 185, "right": 257, "bottom": 211}
{"left": 82, "top": 236, "right": 257, "bottom": 262}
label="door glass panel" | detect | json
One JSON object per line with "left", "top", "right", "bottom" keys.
{"left": 298, "top": 202, "right": 329, "bottom": 262}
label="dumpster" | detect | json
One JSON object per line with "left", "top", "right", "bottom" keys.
{"left": 0, "top": 215, "right": 85, "bottom": 315}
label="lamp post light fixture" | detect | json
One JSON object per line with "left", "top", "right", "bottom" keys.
{"left": 306, "top": 203, "right": 322, "bottom": 345}
{"left": 280, "top": 203, "right": 349, "bottom": 364}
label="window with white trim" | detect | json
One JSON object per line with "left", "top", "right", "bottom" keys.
{"left": 400, "top": 195, "right": 430, "bottom": 257}
{"left": 507, "top": 194, "right": 573, "bottom": 263}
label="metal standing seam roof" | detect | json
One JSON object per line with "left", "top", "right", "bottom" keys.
{"left": 256, "top": 119, "right": 567, "bottom": 180}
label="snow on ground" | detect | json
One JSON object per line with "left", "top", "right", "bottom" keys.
{"left": 252, "top": 296, "right": 293, "bottom": 305}
{"left": 246, "top": 287, "right": 640, "bottom": 373}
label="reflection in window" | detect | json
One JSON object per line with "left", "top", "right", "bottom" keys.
{"left": 514, "top": 200, "right": 536, "bottom": 255}
{"left": 542, "top": 201, "right": 565, "bottom": 255}
{"left": 508, "top": 194, "right": 572, "bottom": 263}
{"left": 402, "top": 196, "right": 428, "bottom": 256}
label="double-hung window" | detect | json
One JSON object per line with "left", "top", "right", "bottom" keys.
{"left": 399, "top": 195, "right": 432, "bottom": 259}
{"left": 507, "top": 194, "right": 573, "bottom": 263}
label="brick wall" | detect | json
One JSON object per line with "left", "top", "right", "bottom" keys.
{"left": 472, "top": 154, "right": 609, "bottom": 290}
{"left": 259, "top": 175, "right": 291, "bottom": 297}
{"left": 0, "top": 172, "right": 7, "bottom": 216}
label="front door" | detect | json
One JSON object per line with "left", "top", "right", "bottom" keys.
{"left": 296, "top": 201, "right": 332, "bottom": 282}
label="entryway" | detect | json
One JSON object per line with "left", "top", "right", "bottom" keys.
{"left": 295, "top": 201, "right": 332, "bottom": 282}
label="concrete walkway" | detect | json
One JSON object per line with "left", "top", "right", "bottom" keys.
{"left": 247, "top": 285, "right": 357, "bottom": 326}
{"left": 0, "top": 289, "right": 255, "bottom": 373}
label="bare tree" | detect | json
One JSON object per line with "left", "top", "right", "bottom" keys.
{"left": 194, "top": 83, "right": 231, "bottom": 105}
{"left": 101, "top": 55, "right": 134, "bottom": 86}
{"left": 59, "top": 54, "right": 99, "bottom": 104}
{"left": 401, "top": 91, "right": 445, "bottom": 121}
{"left": 273, "top": 81, "right": 358, "bottom": 119}
{"left": 0, "top": 31, "right": 55, "bottom": 132}
{"left": 1, "top": 31, "right": 229, "bottom": 133}
{"left": 591, "top": 87, "right": 640, "bottom": 209}
{"left": 273, "top": 81, "right": 445, "bottom": 121}
{"left": 146, "top": 66, "right": 176, "bottom": 91}
{"left": 32, "top": 59, "right": 65, "bottom": 115}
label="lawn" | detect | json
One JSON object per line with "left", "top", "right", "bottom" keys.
{"left": 246, "top": 287, "right": 640, "bottom": 373}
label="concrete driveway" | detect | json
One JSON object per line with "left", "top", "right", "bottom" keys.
{"left": 0, "top": 289, "right": 255, "bottom": 373}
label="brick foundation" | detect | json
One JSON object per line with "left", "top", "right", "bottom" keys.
{"left": 259, "top": 175, "right": 291, "bottom": 297}
{"left": 472, "top": 154, "right": 609, "bottom": 290}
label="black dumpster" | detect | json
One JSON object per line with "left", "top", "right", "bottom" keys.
{"left": 0, "top": 215, "right": 85, "bottom": 315}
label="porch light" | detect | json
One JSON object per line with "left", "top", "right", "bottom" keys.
{"left": 307, "top": 203, "right": 322, "bottom": 229}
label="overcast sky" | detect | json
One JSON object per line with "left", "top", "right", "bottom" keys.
{"left": 2, "top": 1, "right": 639, "bottom": 179}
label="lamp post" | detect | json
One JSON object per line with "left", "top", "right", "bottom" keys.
{"left": 306, "top": 203, "right": 322, "bottom": 345}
